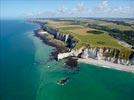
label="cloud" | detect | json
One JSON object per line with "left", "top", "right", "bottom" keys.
{"left": 98, "top": 0, "right": 109, "bottom": 10}
{"left": 57, "top": 6, "right": 68, "bottom": 15}
{"left": 54, "top": 3, "right": 90, "bottom": 17}
{"left": 74, "top": 2, "right": 88, "bottom": 14}
{"left": 112, "top": 6, "right": 132, "bottom": 14}
{"left": 69, "top": 2, "right": 90, "bottom": 17}
{"left": 95, "top": 0, "right": 110, "bottom": 13}
{"left": 24, "top": 0, "right": 134, "bottom": 18}
{"left": 93, "top": 0, "right": 134, "bottom": 18}
{"left": 23, "top": 11, "right": 56, "bottom": 18}
{"left": 111, "top": 6, "right": 134, "bottom": 17}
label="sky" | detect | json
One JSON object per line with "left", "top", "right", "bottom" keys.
{"left": 0, "top": 0, "right": 134, "bottom": 19}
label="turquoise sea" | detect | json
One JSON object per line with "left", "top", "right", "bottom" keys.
{"left": 0, "top": 20, "right": 134, "bottom": 100}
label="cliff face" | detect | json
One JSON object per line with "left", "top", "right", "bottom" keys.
{"left": 81, "top": 47, "right": 134, "bottom": 65}
{"left": 43, "top": 25, "right": 76, "bottom": 49}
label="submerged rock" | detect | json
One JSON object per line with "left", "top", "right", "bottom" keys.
{"left": 65, "top": 57, "right": 79, "bottom": 70}
{"left": 57, "top": 77, "right": 69, "bottom": 85}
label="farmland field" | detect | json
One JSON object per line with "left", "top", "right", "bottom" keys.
{"left": 45, "top": 19, "right": 133, "bottom": 56}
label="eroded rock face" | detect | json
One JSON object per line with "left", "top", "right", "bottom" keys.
{"left": 130, "top": 52, "right": 134, "bottom": 65}
{"left": 80, "top": 47, "right": 134, "bottom": 65}
{"left": 88, "top": 48, "right": 98, "bottom": 59}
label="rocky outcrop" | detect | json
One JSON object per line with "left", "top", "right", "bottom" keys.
{"left": 57, "top": 48, "right": 84, "bottom": 60}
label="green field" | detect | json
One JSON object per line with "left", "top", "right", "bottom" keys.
{"left": 46, "top": 20, "right": 133, "bottom": 59}
{"left": 80, "top": 19, "right": 134, "bottom": 31}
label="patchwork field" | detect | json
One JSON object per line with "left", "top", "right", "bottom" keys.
{"left": 46, "top": 20, "right": 132, "bottom": 55}
{"left": 80, "top": 19, "right": 134, "bottom": 31}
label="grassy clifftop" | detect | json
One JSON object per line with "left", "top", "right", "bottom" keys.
{"left": 45, "top": 19, "right": 133, "bottom": 59}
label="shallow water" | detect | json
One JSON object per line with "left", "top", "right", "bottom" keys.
{"left": 0, "top": 20, "right": 134, "bottom": 100}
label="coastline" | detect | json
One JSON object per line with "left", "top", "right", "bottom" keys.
{"left": 34, "top": 29, "right": 68, "bottom": 52}
{"left": 31, "top": 21, "right": 134, "bottom": 73}
{"left": 78, "top": 58, "right": 134, "bottom": 73}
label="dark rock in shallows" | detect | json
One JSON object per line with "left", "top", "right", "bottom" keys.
{"left": 65, "top": 57, "right": 78, "bottom": 69}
